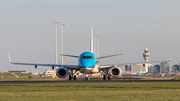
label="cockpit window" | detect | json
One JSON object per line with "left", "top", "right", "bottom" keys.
{"left": 81, "top": 56, "right": 94, "bottom": 59}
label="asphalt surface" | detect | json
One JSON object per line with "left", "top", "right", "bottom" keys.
{"left": 0, "top": 77, "right": 179, "bottom": 84}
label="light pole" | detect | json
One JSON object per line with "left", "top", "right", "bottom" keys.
{"left": 53, "top": 21, "right": 59, "bottom": 65}
{"left": 93, "top": 35, "right": 97, "bottom": 54}
{"left": 94, "top": 35, "right": 100, "bottom": 57}
{"left": 60, "top": 22, "right": 65, "bottom": 65}
{"left": 97, "top": 36, "right": 100, "bottom": 57}
{"left": 90, "top": 26, "right": 93, "bottom": 53}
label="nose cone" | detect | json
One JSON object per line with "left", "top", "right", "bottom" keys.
{"left": 79, "top": 59, "right": 95, "bottom": 68}
{"left": 79, "top": 52, "right": 96, "bottom": 68}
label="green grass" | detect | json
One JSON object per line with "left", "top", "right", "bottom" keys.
{"left": 0, "top": 82, "right": 180, "bottom": 101}
{"left": 14, "top": 73, "right": 30, "bottom": 76}
{"left": 0, "top": 72, "right": 44, "bottom": 81}
{"left": 0, "top": 72, "right": 14, "bottom": 77}
{"left": 172, "top": 77, "right": 180, "bottom": 80}
{"left": 0, "top": 72, "right": 30, "bottom": 78}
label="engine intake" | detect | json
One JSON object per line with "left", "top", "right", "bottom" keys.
{"left": 56, "top": 67, "right": 68, "bottom": 78}
{"left": 108, "top": 66, "right": 122, "bottom": 77}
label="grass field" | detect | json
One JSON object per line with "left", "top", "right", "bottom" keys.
{"left": 0, "top": 72, "right": 30, "bottom": 78}
{"left": 0, "top": 82, "right": 180, "bottom": 101}
{"left": 0, "top": 72, "right": 46, "bottom": 81}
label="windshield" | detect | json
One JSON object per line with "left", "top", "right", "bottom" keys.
{"left": 81, "top": 56, "right": 94, "bottom": 59}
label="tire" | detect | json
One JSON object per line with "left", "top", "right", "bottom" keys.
{"left": 85, "top": 77, "right": 89, "bottom": 80}
{"left": 103, "top": 75, "right": 106, "bottom": 80}
{"left": 108, "top": 76, "right": 111, "bottom": 80}
{"left": 73, "top": 75, "right": 76, "bottom": 80}
{"left": 69, "top": 75, "right": 72, "bottom": 80}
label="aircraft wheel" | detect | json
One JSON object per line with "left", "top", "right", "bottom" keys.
{"left": 107, "top": 76, "right": 111, "bottom": 80}
{"left": 103, "top": 75, "right": 106, "bottom": 80}
{"left": 73, "top": 75, "right": 76, "bottom": 80}
{"left": 85, "top": 77, "right": 89, "bottom": 80}
{"left": 69, "top": 75, "right": 72, "bottom": 80}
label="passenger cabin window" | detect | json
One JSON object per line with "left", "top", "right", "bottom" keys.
{"left": 81, "top": 56, "right": 94, "bottom": 59}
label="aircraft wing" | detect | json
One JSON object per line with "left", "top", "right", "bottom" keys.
{"left": 99, "top": 60, "right": 170, "bottom": 69}
{"left": 8, "top": 54, "right": 79, "bottom": 70}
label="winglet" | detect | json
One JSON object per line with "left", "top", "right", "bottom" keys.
{"left": 8, "top": 54, "right": 13, "bottom": 63}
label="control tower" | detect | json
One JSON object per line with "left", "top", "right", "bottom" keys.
{"left": 143, "top": 48, "right": 150, "bottom": 62}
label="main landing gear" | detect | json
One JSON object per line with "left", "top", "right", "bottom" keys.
{"left": 68, "top": 69, "right": 77, "bottom": 81}
{"left": 69, "top": 75, "right": 72, "bottom": 80}
{"left": 102, "top": 69, "right": 111, "bottom": 80}
{"left": 103, "top": 75, "right": 111, "bottom": 80}
{"left": 69, "top": 75, "right": 77, "bottom": 80}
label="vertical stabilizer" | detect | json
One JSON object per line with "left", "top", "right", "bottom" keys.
{"left": 90, "top": 25, "right": 93, "bottom": 53}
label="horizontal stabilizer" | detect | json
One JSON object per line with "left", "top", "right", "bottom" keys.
{"left": 60, "top": 54, "right": 79, "bottom": 58}
{"left": 98, "top": 53, "right": 124, "bottom": 59}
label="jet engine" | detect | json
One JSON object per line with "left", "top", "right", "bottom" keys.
{"left": 108, "top": 66, "right": 122, "bottom": 77}
{"left": 56, "top": 67, "right": 69, "bottom": 78}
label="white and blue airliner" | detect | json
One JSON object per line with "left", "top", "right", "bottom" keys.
{"left": 8, "top": 26, "right": 170, "bottom": 80}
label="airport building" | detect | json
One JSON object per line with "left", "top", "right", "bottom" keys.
{"left": 171, "top": 64, "right": 180, "bottom": 73}
{"left": 150, "top": 65, "right": 160, "bottom": 73}
{"left": 128, "top": 64, "right": 149, "bottom": 73}
{"left": 125, "top": 65, "right": 131, "bottom": 71}
{"left": 148, "top": 63, "right": 170, "bottom": 73}
{"left": 124, "top": 48, "right": 171, "bottom": 74}
{"left": 160, "top": 62, "right": 169, "bottom": 73}
{"left": 125, "top": 48, "right": 152, "bottom": 74}
{"left": 125, "top": 64, "right": 152, "bottom": 74}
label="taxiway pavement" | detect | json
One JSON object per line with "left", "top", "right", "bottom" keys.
{"left": 0, "top": 77, "right": 179, "bottom": 84}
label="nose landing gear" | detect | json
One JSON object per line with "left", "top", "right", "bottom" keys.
{"left": 85, "top": 75, "right": 89, "bottom": 80}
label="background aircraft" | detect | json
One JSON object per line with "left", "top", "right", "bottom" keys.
{"left": 9, "top": 26, "right": 170, "bottom": 80}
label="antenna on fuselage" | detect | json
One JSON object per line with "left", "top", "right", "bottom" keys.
{"left": 90, "top": 25, "right": 93, "bottom": 53}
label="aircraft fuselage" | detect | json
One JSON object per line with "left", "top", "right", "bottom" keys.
{"left": 78, "top": 52, "right": 99, "bottom": 74}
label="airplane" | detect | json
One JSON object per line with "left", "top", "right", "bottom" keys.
{"left": 8, "top": 26, "right": 170, "bottom": 80}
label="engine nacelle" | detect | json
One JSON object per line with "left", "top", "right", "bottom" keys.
{"left": 56, "top": 67, "right": 68, "bottom": 78}
{"left": 108, "top": 66, "right": 122, "bottom": 77}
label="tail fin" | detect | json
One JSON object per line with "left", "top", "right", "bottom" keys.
{"left": 90, "top": 25, "right": 93, "bottom": 53}
{"left": 8, "top": 54, "right": 13, "bottom": 63}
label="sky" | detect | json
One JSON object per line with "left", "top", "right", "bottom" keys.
{"left": 0, "top": 0, "right": 180, "bottom": 72}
